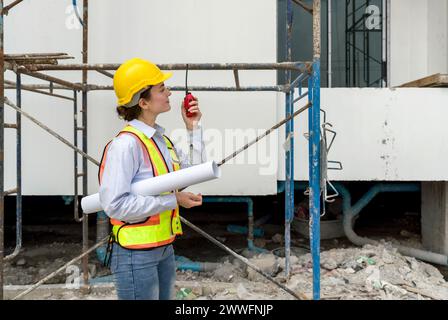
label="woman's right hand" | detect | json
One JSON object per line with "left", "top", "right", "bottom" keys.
{"left": 175, "top": 191, "right": 202, "bottom": 208}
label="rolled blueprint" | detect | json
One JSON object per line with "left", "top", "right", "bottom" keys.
{"left": 81, "top": 161, "right": 221, "bottom": 214}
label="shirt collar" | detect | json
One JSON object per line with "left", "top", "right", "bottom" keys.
{"left": 128, "top": 119, "right": 165, "bottom": 138}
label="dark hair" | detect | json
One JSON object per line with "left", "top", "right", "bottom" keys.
{"left": 116, "top": 86, "right": 152, "bottom": 121}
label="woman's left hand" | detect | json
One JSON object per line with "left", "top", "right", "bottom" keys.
{"left": 181, "top": 96, "right": 202, "bottom": 130}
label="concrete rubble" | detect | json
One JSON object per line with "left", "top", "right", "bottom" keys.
{"left": 4, "top": 241, "right": 448, "bottom": 300}
{"left": 177, "top": 241, "right": 448, "bottom": 300}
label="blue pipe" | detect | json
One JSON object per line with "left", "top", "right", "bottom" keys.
{"left": 95, "top": 211, "right": 109, "bottom": 263}
{"left": 175, "top": 255, "right": 220, "bottom": 272}
{"left": 177, "top": 262, "right": 203, "bottom": 272}
{"left": 90, "top": 257, "right": 219, "bottom": 282}
{"left": 89, "top": 261, "right": 216, "bottom": 283}
{"left": 335, "top": 182, "right": 448, "bottom": 266}
{"left": 89, "top": 275, "right": 114, "bottom": 284}
{"left": 94, "top": 196, "right": 267, "bottom": 264}
{"left": 335, "top": 182, "right": 421, "bottom": 238}
{"left": 203, "top": 196, "right": 263, "bottom": 252}
{"left": 227, "top": 225, "right": 264, "bottom": 238}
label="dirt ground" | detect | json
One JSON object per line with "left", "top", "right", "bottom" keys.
{"left": 3, "top": 215, "right": 448, "bottom": 300}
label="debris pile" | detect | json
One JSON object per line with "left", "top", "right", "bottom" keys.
{"left": 285, "top": 243, "right": 448, "bottom": 300}
{"left": 4, "top": 241, "right": 448, "bottom": 300}
{"left": 177, "top": 242, "right": 448, "bottom": 300}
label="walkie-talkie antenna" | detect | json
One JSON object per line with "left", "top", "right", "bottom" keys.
{"left": 185, "top": 64, "right": 189, "bottom": 94}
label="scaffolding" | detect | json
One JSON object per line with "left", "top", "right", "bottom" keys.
{"left": 345, "top": 0, "right": 386, "bottom": 87}
{"left": 0, "top": 0, "right": 322, "bottom": 300}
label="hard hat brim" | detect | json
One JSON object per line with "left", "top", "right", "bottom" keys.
{"left": 118, "top": 71, "right": 173, "bottom": 107}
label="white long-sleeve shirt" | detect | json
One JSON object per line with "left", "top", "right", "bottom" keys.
{"left": 99, "top": 119, "right": 206, "bottom": 223}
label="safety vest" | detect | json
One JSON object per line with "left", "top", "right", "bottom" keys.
{"left": 98, "top": 125, "right": 183, "bottom": 250}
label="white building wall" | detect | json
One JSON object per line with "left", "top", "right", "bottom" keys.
{"left": 277, "top": 88, "right": 448, "bottom": 182}
{"left": 3, "top": 0, "right": 448, "bottom": 197}
{"left": 4, "top": 0, "right": 278, "bottom": 196}
{"left": 390, "top": 0, "right": 448, "bottom": 86}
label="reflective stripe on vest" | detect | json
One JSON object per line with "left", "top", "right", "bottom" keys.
{"left": 98, "top": 125, "right": 183, "bottom": 250}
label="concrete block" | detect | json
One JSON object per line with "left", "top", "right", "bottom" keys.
{"left": 421, "top": 182, "right": 448, "bottom": 255}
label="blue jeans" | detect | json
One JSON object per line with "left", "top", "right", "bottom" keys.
{"left": 110, "top": 243, "right": 176, "bottom": 300}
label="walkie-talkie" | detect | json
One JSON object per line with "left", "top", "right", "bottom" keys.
{"left": 183, "top": 64, "right": 195, "bottom": 118}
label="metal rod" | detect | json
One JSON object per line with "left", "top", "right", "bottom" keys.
{"left": 180, "top": 217, "right": 308, "bottom": 300}
{"left": 292, "top": 0, "right": 313, "bottom": 14}
{"left": 328, "top": 0, "right": 332, "bottom": 88}
{"left": 233, "top": 69, "right": 240, "bottom": 90}
{"left": 345, "top": 0, "right": 349, "bottom": 86}
{"left": 311, "top": 0, "right": 322, "bottom": 301}
{"left": 3, "top": 97, "right": 99, "bottom": 166}
{"left": 4, "top": 80, "right": 75, "bottom": 101}
{"left": 348, "top": 42, "right": 383, "bottom": 65}
{"left": 7, "top": 83, "right": 289, "bottom": 92}
{"left": 19, "top": 70, "right": 83, "bottom": 91}
{"left": 386, "top": 0, "right": 391, "bottom": 87}
{"left": 0, "top": 0, "right": 4, "bottom": 301}
{"left": 313, "top": 0, "right": 321, "bottom": 59}
{"left": 288, "top": 72, "right": 309, "bottom": 92}
{"left": 26, "top": 62, "right": 311, "bottom": 72}
{"left": 86, "top": 85, "right": 288, "bottom": 92}
{"left": 10, "top": 59, "right": 60, "bottom": 66}
{"left": 73, "top": 90, "right": 83, "bottom": 223}
{"left": 5, "top": 83, "right": 71, "bottom": 90}
{"left": 3, "top": 123, "right": 17, "bottom": 129}
{"left": 284, "top": 0, "right": 294, "bottom": 279}
{"left": 6, "top": 55, "right": 73, "bottom": 61}
{"left": 382, "top": 0, "right": 387, "bottom": 87}
{"left": 4, "top": 72, "right": 22, "bottom": 262}
{"left": 293, "top": 90, "right": 309, "bottom": 104}
{"left": 81, "top": 0, "right": 89, "bottom": 291}
{"left": 4, "top": 188, "right": 17, "bottom": 196}
{"left": 1, "top": 0, "right": 23, "bottom": 15}
{"left": 219, "top": 103, "right": 310, "bottom": 167}
{"left": 5, "top": 53, "right": 69, "bottom": 58}
{"left": 96, "top": 69, "right": 114, "bottom": 79}
{"left": 352, "top": 0, "right": 356, "bottom": 86}
{"left": 11, "top": 236, "right": 110, "bottom": 300}
{"left": 366, "top": 0, "right": 370, "bottom": 86}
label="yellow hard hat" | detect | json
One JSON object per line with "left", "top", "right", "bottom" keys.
{"left": 113, "top": 58, "right": 172, "bottom": 107}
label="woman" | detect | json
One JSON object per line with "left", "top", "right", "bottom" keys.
{"left": 98, "top": 58, "right": 206, "bottom": 300}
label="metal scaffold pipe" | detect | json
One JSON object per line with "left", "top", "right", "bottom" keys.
{"left": 310, "top": 0, "right": 322, "bottom": 301}
{"left": 3, "top": 97, "right": 99, "bottom": 166}
{"left": 284, "top": 0, "right": 294, "bottom": 280}
{"left": 81, "top": 0, "right": 90, "bottom": 292}
{"left": 11, "top": 236, "right": 110, "bottom": 300}
{"left": 21, "top": 62, "right": 310, "bottom": 72}
{"left": 0, "top": 0, "right": 4, "bottom": 302}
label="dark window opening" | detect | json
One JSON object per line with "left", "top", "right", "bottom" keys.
{"left": 278, "top": 0, "right": 387, "bottom": 88}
